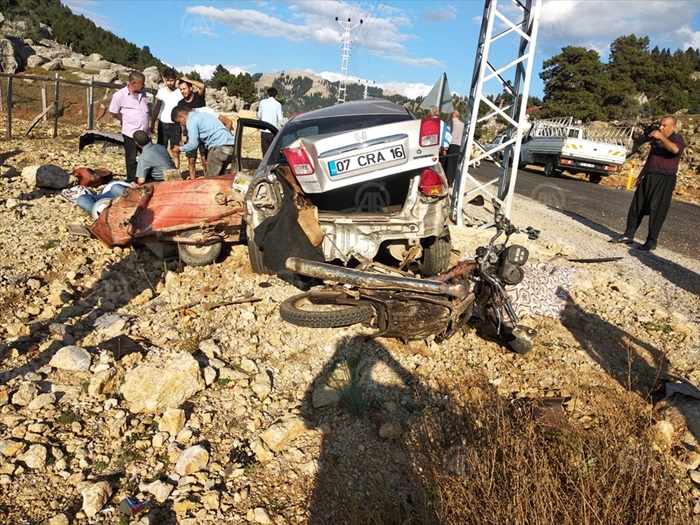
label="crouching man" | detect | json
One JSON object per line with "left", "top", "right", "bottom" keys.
{"left": 133, "top": 130, "right": 177, "bottom": 185}
{"left": 171, "top": 106, "right": 235, "bottom": 177}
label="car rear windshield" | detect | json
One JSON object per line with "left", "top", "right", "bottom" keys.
{"left": 275, "top": 113, "right": 413, "bottom": 155}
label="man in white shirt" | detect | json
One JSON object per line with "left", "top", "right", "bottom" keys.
{"left": 257, "top": 87, "right": 283, "bottom": 156}
{"left": 150, "top": 68, "right": 184, "bottom": 168}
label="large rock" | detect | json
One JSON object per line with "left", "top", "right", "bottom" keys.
{"left": 0, "top": 37, "right": 19, "bottom": 73}
{"left": 120, "top": 352, "right": 204, "bottom": 413}
{"left": 22, "top": 164, "right": 73, "bottom": 189}
{"left": 83, "top": 59, "right": 113, "bottom": 71}
{"left": 174, "top": 444, "right": 209, "bottom": 475}
{"left": 143, "top": 65, "right": 161, "bottom": 90}
{"left": 97, "top": 68, "right": 118, "bottom": 84}
{"left": 80, "top": 481, "right": 112, "bottom": 517}
{"left": 26, "top": 54, "right": 46, "bottom": 67}
{"left": 49, "top": 345, "right": 91, "bottom": 372}
{"left": 61, "top": 56, "right": 82, "bottom": 69}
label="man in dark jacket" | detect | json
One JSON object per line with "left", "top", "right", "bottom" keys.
{"left": 610, "top": 115, "right": 684, "bottom": 251}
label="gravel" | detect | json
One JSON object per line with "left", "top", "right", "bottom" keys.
{"left": 0, "top": 129, "right": 698, "bottom": 524}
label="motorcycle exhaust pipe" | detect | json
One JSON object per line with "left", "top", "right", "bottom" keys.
{"left": 285, "top": 257, "right": 469, "bottom": 298}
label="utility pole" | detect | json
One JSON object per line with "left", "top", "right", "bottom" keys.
{"left": 451, "top": 0, "right": 542, "bottom": 224}
{"left": 335, "top": 17, "right": 362, "bottom": 104}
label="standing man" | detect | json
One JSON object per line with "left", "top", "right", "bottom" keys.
{"left": 610, "top": 115, "right": 684, "bottom": 251}
{"left": 445, "top": 109, "right": 464, "bottom": 186}
{"left": 178, "top": 75, "right": 208, "bottom": 179}
{"left": 171, "top": 107, "right": 235, "bottom": 178}
{"left": 132, "top": 130, "right": 176, "bottom": 185}
{"left": 257, "top": 87, "right": 283, "bottom": 156}
{"left": 109, "top": 70, "right": 150, "bottom": 182}
{"left": 150, "top": 68, "right": 183, "bottom": 169}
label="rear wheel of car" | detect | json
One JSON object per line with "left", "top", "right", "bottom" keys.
{"left": 589, "top": 173, "right": 603, "bottom": 184}
{"left": 178, "top": 230, "right": 222, "bottom": 266}
{"left": 420, "top": 234, "right": 451, "bottom": 276}
{"left": 247, "top": 239, "right": 271, "bottom": 274}
{"left": 543, "top": 157, "right": 558, "bottom": 177}
{"left": 279, "top": 292, "right": 374, "bottom": 328}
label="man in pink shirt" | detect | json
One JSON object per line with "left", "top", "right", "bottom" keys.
{"left": 109, "top": 70, "right": 150, "bottom": 182}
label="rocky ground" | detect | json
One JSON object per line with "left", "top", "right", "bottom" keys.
{"left": 0, "top": 121, "right": 699, "bottom": 524}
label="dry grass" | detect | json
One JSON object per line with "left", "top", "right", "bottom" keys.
{"left": 303, "top": 372, "right": 687, "bottom": 525}
{"left": 404, "top": 377, "right": 686, "bottom": 525}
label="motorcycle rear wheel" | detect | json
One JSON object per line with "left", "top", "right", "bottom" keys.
{"left": 279, "top": 292, "right": 375, "bottom": 328}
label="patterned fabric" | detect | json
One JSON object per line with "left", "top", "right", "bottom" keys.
{"left": 508, "top": 262, "right": 577, "bottom": 319}
{"left": 60, "top": 185, "right": 96, "bottom": 205}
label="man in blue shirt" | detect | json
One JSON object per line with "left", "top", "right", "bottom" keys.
{"left": 171, "top": 107, "right": 235, "bottom": 177}
{"left": 133, "top": 130, "right": 176, "bottom": 184}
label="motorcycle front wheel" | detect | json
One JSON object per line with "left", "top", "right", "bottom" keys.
{"left": 279, "top": 291, "right": 375, "bottom": 328}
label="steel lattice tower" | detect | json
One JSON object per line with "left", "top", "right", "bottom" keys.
{"left": 336, "top": 17, "right": 362, "bottom": 104}
{"left": 452, "top": 0, "right": 542, "bottom": 223}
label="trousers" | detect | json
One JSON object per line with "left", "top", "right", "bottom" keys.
{"left": 624, "top": 172, "right": 676, "bottom": 243}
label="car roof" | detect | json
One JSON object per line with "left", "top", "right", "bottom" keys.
{"left": 288, "top": 98, "right": 413, "bottom": 124}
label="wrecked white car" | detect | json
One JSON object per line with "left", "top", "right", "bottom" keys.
{"left": 235, "top": 99, "right": 452, "bottom": 281}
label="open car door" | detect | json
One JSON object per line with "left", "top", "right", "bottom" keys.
{"left": 234, "top": 118, "right": 278, "bottom": 175}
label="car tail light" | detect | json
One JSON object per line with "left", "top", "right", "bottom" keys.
{"left": 418, "top": 168, "right": 447, "bottom": 197}
{"left": 419, "top": 117, "right": 440, "bottom": 147}
{"left": 560, "top": 158, "right": 574, "bottom": 165}
{"left": 604, "top": 165, "right": 616, "bottom": 171}
{"left": 282, "top": 146, "right": 315, "bottom": 176}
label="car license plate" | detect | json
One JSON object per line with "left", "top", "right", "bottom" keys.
{"left": 579, "top": 162, "right": 595, "bottom": 168}
{"left": 328, "top": 145, "right": 406, "bottom": 176}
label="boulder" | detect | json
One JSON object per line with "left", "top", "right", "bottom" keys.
{"left": 87, "top": 53, "right": 103, "bottom": 61}
{"left": 41, "top": 59, "right": 62, "bottom": 71}
{"left": 0, "top": 37, "right": 19, "bottom": 73}
{"left": 97, "top": 68, "right": 118, "bottom": 84}
{"left": 83, "top": 59, "right": 112, "bottom": 71}
{"left": 143, "top": 65, "right": 161, "bottom": 90}
{"left": 120, "top": 352, "right": 204, "bottom": 413}
{"left": 61, "top": 56, "right": 82, "bottom": 69}
{"left": 22, "top": 164, "right": 73, "bottom": 189}
{"left": 26, "top": 54, "right": 46, "bottom": 68}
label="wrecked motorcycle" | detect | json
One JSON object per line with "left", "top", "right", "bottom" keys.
{"left": 280, "top": 201, "right": 536, "bottom": 354}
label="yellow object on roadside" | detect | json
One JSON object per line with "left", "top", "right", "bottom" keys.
{"left": 626, "top": 161, "right": 637, "bottom": 190}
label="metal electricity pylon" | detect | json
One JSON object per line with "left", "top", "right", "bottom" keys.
{"left": 451, "top": 0, "right": 542, "bottom": 224}
{"left": 336, "top": 17, "right": 362, "bottom": 104}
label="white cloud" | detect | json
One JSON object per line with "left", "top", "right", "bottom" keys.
{"left": 539, "top": 0, "right": 700, "bottom": 58}
{"left": 422, "top": 5, "right": 459, "bottom": 22}
{"left": 62, "top": 0, "right": 113, "bottom": 30}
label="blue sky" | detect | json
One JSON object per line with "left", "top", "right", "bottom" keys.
{"left": 63, "top": 0, "right": 700, "bottom": 100}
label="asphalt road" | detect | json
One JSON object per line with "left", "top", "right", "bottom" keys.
{"left": 467, "top": 162, "right": 700, "bottom": 259}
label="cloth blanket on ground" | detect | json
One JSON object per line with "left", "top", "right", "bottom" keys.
{"left": 508, "top": 262, "right": 577, "bottom": 319}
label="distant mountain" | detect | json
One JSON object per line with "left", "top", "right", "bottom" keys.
{"left": 252, "top": 70, "right": 414, "bottom": 114}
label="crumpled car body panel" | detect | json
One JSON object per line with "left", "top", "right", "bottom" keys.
{"left": 89, "top": 174, "right": 244, "bottom": 247}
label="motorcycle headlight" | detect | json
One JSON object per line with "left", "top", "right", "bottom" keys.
{"left": 504, "top": 245, "right": 529, "bottom": 266}
{"left": 498, "top": 245, "right": 529, "bottom": 285}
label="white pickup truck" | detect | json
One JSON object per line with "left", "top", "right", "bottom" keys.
{"left": 519, "top": 117, "right": 633, "bottom": 183}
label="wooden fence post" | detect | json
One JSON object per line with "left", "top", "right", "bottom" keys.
{"left": 42, "top": 82, "right": 47, "bottom": 121}
{"left": 6, "top": 76, "right": 12, "bottom": 139}
{"left": 53, "top": 73, "right": 59, "bottom": 138}
{"left": 88, "top": 76, "right": 94, "bottom": 129}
